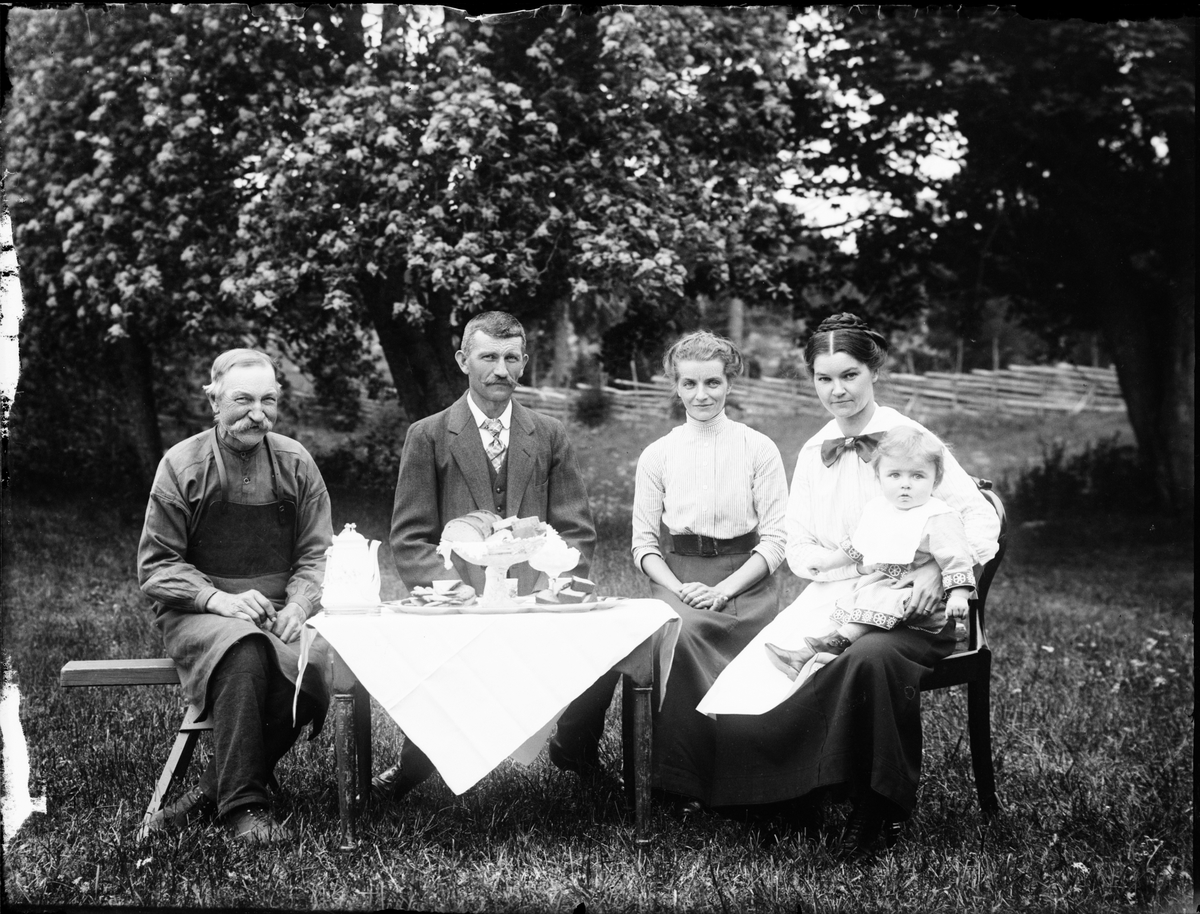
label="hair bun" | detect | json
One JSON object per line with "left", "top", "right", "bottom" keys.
{"left": 816, "top": 312, "right": 871, "bottom": 334}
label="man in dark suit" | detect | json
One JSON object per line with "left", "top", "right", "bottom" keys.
{"left": 373, "top": 310, "right": 618, "bottom": 800}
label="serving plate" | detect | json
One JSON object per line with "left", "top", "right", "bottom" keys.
{"left": 378, "top": 596, "right": 622, "bottom": 615}
{"left": 381, "top": 598, "right": 471, "bottom": 616}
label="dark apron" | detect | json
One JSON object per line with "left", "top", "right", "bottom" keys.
{"left": 156, "top": 431, "right": 328, "bottom": 729}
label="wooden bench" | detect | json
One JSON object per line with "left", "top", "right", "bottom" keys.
{"left": 59, "top": 658, "right": 213, "bottom": 841}
{"left": 62, "top": 652, "right": 372, "bottom": 847}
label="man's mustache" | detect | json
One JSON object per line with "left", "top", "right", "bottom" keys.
{"left": 229, "top": 416, "right": 273, "bottom": 432}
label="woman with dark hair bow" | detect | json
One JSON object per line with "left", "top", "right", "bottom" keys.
{"left": 694, "top": 313, "right": 1000, "bottom": 858}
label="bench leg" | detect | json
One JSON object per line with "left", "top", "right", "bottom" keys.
{"left": 138, "top": 705, "right": 207, "bottom": 841}
{"left": 966, "top": 652, "right": 999, "bottom": 817}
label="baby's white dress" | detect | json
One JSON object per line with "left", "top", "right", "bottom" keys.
{"left": 833, "top": 495, "right": 976, "bottom": 634}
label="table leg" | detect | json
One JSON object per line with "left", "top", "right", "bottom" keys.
{"left": 332, "top": 689, "right": 358, "bottom": 850}
{"left": 327, "top": 646, "right": 361, "bottom": 850}
{"left": 615, "top": 635, "right": 658, "bottom": 846}
{"left": 630, "top": 680, "right": 653, "bottom": 845}
{"left": 354, "top": 681, "right": 372, "bottom": 814}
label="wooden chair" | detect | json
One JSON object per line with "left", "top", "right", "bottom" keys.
{"left": 920, "top": 479, "right": 1008, "bottom": 816}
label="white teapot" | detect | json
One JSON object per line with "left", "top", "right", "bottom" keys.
{"left": 322, "top": 523, "right": 382, "bottom": 612}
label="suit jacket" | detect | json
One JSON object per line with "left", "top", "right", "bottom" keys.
{"left": 390, "top": 393, "right": 597, "bottom": 594}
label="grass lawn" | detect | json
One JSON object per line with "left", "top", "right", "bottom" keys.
{"left": 1, "top": 408, "right": 1192, "bottom": 912}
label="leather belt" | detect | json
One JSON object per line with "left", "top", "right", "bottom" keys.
{"left": 669, "top": 531, "right": 759, "bottom": 557}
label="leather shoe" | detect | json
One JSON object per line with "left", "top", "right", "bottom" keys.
{"left": 882, "top": 817, "right": 903, "bottom": 849}
{"left": 143, "top": 787, "right": 216, "bottom": 833}
{"left": 371, "top": 763, "right": 423, "bottom": 803}
{"left": 784, "top": 798, "right": 825, "bottom": 841}
{"left": 548, "top": 738, "right": 624, "bottom": 797}
{"left": 547, "top": 737, "right": 600, "bottom": 777}
{"left": 837, "top": 795, "right": 885, "bottom": 861}
{"left": 653, "top": 790, "right": 705, "bottom": 819}
{"left": 225, "top": 805, "right": 292, "bottom": 842}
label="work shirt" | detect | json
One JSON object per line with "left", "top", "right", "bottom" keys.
{"left": 137, "top": 428, "right": 331, "bottom": 617}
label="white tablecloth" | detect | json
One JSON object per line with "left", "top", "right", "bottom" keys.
{"left": 308, "top": 599, "right": 680, "bottom": 795}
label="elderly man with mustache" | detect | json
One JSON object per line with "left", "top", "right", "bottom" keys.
{"left": 137, "top": 349, "right": 333, "bottom": 842}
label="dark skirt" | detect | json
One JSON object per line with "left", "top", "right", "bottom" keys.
{"left": 702, "top": 621, "right": 956, "bottom": 816}
{"left": 650, "top": 551, "right": 782, "bottom": 796}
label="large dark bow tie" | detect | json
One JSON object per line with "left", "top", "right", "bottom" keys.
{"left": 820, "top": 433, "right": 883, "bottom": 468}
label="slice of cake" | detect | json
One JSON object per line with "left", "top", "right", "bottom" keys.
{"left": 511, "top": 516, "right": 542, "bottom": 539}
{"left": 536, "top": 588, "right": 587, "bottom": 604}
{"left": 567, "top": 576, "right": 596, "bottom": 594}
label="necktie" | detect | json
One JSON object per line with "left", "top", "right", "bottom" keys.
{"left": 482, "top": 418, "right": 506, "bottom": 471}
{"left": 820, "top": 432, "right": 883, "bottom": 468}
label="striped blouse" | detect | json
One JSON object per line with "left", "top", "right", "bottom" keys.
{"left": 631, "top": 411, "right": 789, "bottom": 572}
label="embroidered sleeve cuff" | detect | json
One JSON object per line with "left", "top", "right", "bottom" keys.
{"left": 942, "top": 570, "right": 976, "bottom": 591}
{"left": 839, "top": 536, "right": 864, "bottom": 563}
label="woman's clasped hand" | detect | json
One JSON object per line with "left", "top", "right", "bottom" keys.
{"left": 674, "top": 581, "right": 731, "bottom": 610}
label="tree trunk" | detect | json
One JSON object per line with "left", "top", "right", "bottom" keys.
{"left": 1163, "top": 271, "right": 1195, "bottom": 518}
{"left": 359, "top": 272, "right": 465, "bottom": 421}
{"left": 1156, "top": 31, "right": 1196, "bottom": 519}
{"left": 1082, "top": 71, "right": 1195, "bottom": 518}
{"left": 547, "top": 297, "right": 573, "bottom": 387}
{"left": 1088, "top": 259, "right": 1194, "bottom": 518}
{"left": 109, "top": 329, "right": 163, "bottom": 491}
{"left": 727, "top": 296, "right": 745, "bottom": 346}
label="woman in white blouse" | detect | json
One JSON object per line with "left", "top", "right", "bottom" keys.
{"left": 698, "top": 312, "right": 1001, "bottom": 858}
{"left": 631, "top": 330, "right": 789, "bottom": 810}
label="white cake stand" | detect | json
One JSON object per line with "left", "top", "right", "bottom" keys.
{"left": 449, "top": 535, "right": 548, "bottom": 609}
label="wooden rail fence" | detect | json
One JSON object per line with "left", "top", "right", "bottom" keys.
{"left": 284, "top": 364, "right": 1123, "bottom": 428}
{"left": 512, "top": 363, "right": 1125, "bottom": 423}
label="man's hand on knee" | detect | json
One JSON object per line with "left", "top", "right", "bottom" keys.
{"left": 265, "top": 603, "right": 307, "bottom": 643}
{"left": 206, "top": 589, "right": 276, "bottom": 625}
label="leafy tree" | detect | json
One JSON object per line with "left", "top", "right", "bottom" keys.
{"left": 3, "top": 5, "right": 359, "bottom": 487}
{"left": 814, "top": 9, "right": 1194, "bottom": 514}
{"left": 231, "top": 6, "right": 834, "bottom": 419}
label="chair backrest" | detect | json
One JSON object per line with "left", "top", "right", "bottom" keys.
{"left": 969, "top": 479, "right": 1008, "bottom": 648}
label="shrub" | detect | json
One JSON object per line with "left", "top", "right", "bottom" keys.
{"left": 318, "top": 422, "right": 405, "bottom": 493}
{"left": 1001, "top": 433, "right": 1155, "bottom": 519}
{"left": 572, "top": 387, "right": 612, "bottom": 427}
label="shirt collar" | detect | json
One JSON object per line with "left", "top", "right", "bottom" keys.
{"left": 466, "top": 392, "right": 513, "bottom": 429}
{"left": 685, "top": 409, "right": 729, "bottom": 433}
